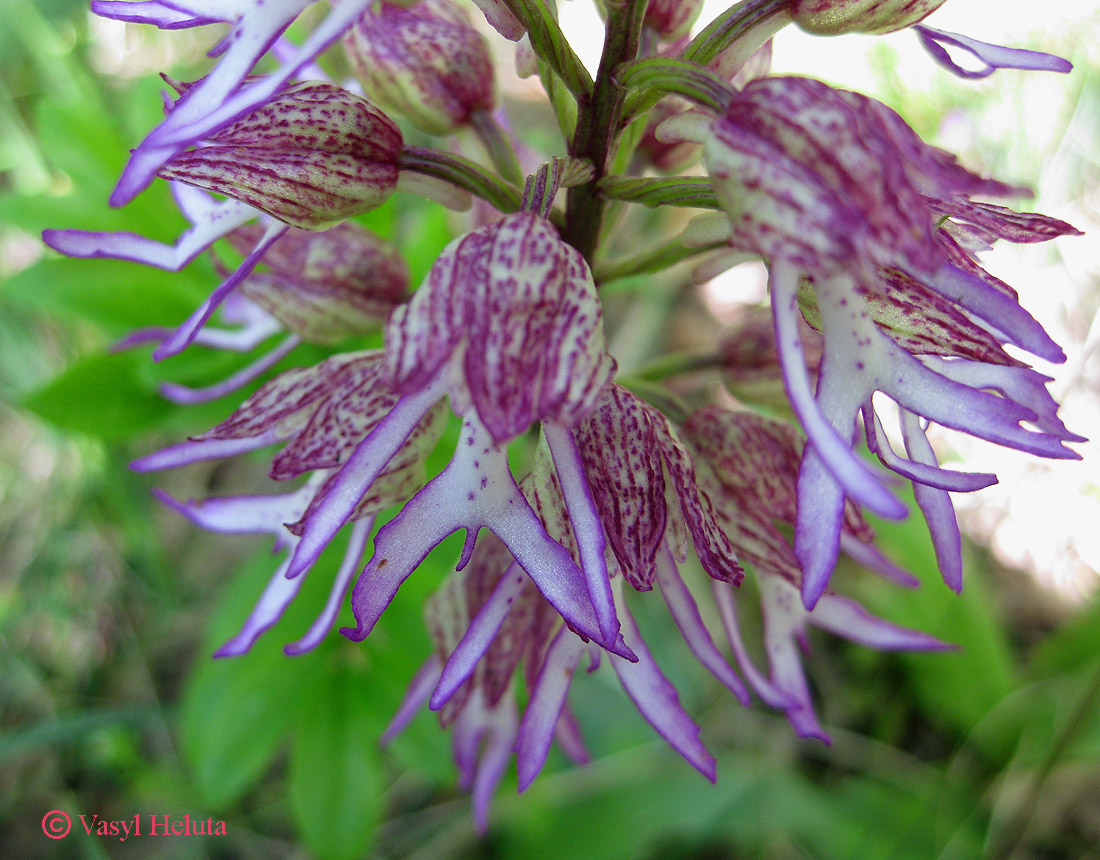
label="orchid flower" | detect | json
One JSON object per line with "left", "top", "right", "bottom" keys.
{"left": 47, "top": 82, "right": 403, "bottom": 360}
{"left": 788, "top": 0, "right": 1073, "bottom": 77}
{"left": 91, "top": 0, "right": 381, "bottom": 205}
{"left": 133, "top": 350, "right": 448, "bottom": 652}
{"left": 704, "top": 76, "right": 1083, "bottom": 608}
{"left": 684, "top": 406, "right": 950, "bottom": 739}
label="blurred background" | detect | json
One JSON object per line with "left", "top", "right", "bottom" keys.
{"left": 2, "top": 1, "right": 1099, "bottom": 858}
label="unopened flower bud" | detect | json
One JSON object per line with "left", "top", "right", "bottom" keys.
{"left": 344, "top": 0, "right": 495, "bottom": 136}
{"left": 228, "top": 222, "right": 410, "bottom": 344}
{"left": 159, "top": 82, "right": 402, "bottom": 230}
{"left": 644, "top": 0, "right": 703, "bottom": 41}
{"left": 790, "top": 0, "right": 949, "bottom": 35}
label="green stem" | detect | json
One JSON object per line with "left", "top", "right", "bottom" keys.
{"left": 594, "top": 238, "right": 726, "bottom": 285}
{"left": 398, "top": 145, "right": 524, "bottom": 215}
{"left": 563, "top": 0, "right": 650, "bottom": 263}
{"left": 681, "top": 0, "right": 790, "bottom": 68}
{"left": 506, "top": 0, "right": 594, "bottom": 100}
{"left": 634, "top": 350, "right": 725, "bottom": 381}
{"left": 598, "top": 174, "right": 720, "bottom": 209}
{"left": 469, "top": 110, "right": 524, "bottom": 188}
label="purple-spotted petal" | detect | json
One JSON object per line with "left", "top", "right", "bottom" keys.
{"left": 574, "top": 385, "right": 669, "bottom": 590}
{"left": 384, "top": 212, "right": 615, "bottom": 444}
{"left": 159, "top": 82, "right": 402, "bottom": 231}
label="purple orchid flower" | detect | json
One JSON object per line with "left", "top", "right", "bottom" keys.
{"left": 45, "top": 81, "right": 403, "bottom": 360}
{"left": 684, "top": 406, "right": 950, "bottom": 740}
{"left": 415, "top": 384, "right": 751, "bottom": 790}
{"left": 704, "top": 76, "right": 1083, "bottom": 609}
{"left": 91, "top": 0, "right": 379, "bottom": 206}
{"left": 385, "top": 528, "right": 721, "bottom": 827}
{"left": 320, "top": 211, "right": 628, "bottom": 655}
{"left": 132, "top": 350, "right": 448, "bottom": 653}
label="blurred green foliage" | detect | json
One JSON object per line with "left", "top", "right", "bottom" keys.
{"left": 2, "top": 3, "right": 1099, "bottom": 860}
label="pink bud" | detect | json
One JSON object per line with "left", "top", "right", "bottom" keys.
{"left": 159, "top": 82, "right": 402, "bottom": 230}
{"left": 344, "top": 0, "right": 495, "bottom": 135}
{"left": 228, "top": 222, "right": 409, "bottom": 344}
{"left": 644, "top": 0, "right": 704, "bottom": 41}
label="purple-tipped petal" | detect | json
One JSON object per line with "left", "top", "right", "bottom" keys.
{"left": 793, "top": 446, "right": 848, "bottom": 610}
{"left": 655, "top": 547, "right": 750, "bottom": 705}
{"left": 926, "top": 264, "right": 1066, "bottom": 364}
{"left": 215, "top": 555, "right": 303, "bottom": 656}
{"left": 43, "top": 194, "right": 255, "bottom": 270}
{"left": 610, "top": 590, "right": 717, "bottom": 781}
{"left": 898, "top": 409, "right": 964, "bottom": 592}
{"left": 469, "top": 691, "right": 518, "bottom": 833}
{"left": 343, "top": 415, "right": 633, "bottom": 658}
{"left": 771, "top": 264, "right": 904, "bottom": 519}
{"left": 921, "top": 358, "right": 1086, "bottom": 445}
{"left": 160, "top": 333, "right": 300, "bottom": 404}
{"left": 151, "top": 482, "right": 314, "bottom": 537}
{"left": 381, "top": 656, "right": 443, "bottom": 745}
{"left": 92, "top": 1, "right": 223, "bottom": 28}
{"left": 915, "top": 25, "right": 1072, "bottom": 79}
{"left": 153, "top": 221, "right": 289, "bottom": 359}
{"left": 544, "top": 422, "right": 619, "bottom": 645}
{"left": 286, "top": 375, "right": 445, "bottom": 581}
{"left": 285, "top": 517, "right": 373, "bottom": 655}
{"left": 131, "top": 427, "right": 281, "bottom": 472}
{"left": 837, "top": 532, "right": 920, "bottom": 589}
{"left": 432, "top": 563, "right": 527, "bottom": 709}
{"left": 515, "top": 626, "right": 585, "bottom": 791}
{"left": 810, "top": 589, "right": 954, "bottom": 651}
{"left": 866, "top": 408, "right": 998, "bottom": 492}
{"left": 710, "top": 582, "right": 804, "bottom": 711}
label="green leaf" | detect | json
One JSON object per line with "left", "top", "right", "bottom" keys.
{"left": 180, "top": 551, "right": 332, "bottom": 808}
{"left": 21, "top": 350, "right": 173, "bottom": 440}
{"left": 289, "top": 663, "right": 384, "bottom": 860}
{"left": 5, "top": 256, "right": 208, "bottom": 333}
